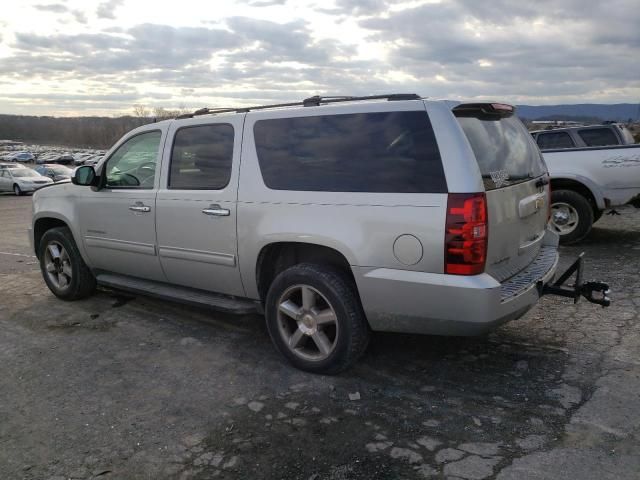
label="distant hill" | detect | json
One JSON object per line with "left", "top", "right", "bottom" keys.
{"left": 516, "top": 103, "right": 640, "bottom": 122}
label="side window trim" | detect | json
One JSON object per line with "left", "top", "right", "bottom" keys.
{"left": 101, "top": 129, "right": 163, "bottom": 190}
{"left": 167, "top": 122, "right": 235, "bottom": 191}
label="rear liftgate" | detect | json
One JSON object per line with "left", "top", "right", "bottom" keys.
{"left": 538, "top": 253, "right": 611, "bottom": 307}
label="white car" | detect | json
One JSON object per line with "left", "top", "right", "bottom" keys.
{"left": 0, "top": 162, "right": 28, "bottom": 170}
{"left": 0, "top": 167, "right": 53, "bottom": 195}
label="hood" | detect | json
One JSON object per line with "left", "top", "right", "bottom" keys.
{"left": 17, "top": 175, "right": 53, "bottom": 182}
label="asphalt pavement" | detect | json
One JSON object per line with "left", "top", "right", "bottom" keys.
{"left": 1, "top": 194, "right": 639, "bottom": 479}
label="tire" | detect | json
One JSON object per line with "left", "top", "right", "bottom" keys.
{"left": 550, "top": 189, "right": 594, "bottom": 245}
{"left": 39, "top": 227, "right": 96, "bottom": 300}
{"left": 13, "top": 184, "right": 22, "bottom": 196}
{"left": 265, "top": 263, "right": 370, "bottom": 374}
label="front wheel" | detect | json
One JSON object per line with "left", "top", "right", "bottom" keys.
{"left": 550, "top": 189, "right": 594, "bottom": 244}
{"left": 265, "top": 263, "right": 370, "bottom": 374}
{"left": 13, "top": 184, "right": 22, "bottom": 196}
{"left": 39, "top": 227, "right": 96, "bottom": 300}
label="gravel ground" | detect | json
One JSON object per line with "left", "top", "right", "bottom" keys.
{"left": 0, "top": 195, "right": 639, "bottom": 479}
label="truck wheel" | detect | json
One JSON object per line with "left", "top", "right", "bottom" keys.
{"left": 265, "top": 263, "right": 370, "bottom": 374}
{"left": 39, "top": 227, "right": 96, "bottom": 300}
{"left": 550, "top": 190, "right": 594, "bottom": 244}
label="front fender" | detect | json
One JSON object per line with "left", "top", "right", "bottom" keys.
{"left": 32, "top": 193, "right": 89, "bottom": 265}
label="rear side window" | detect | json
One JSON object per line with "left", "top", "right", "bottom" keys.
{"left": 578, "top": 128, "right": 619, "bottom": 147}
{"left": 456, "top": 115, "right": 546, "bottom": 190}
{"left": 253, "top": 111, "right": 446, "bottom": 193}
{"left": 536, "top": 131, "right": 576, "bottom": 150}
{"left": 169, "top": 124, "right": 234, "bottom": 190}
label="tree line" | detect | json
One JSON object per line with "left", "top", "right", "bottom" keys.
{"left": 0, "top": 106, "right": 188, "bottom": 149}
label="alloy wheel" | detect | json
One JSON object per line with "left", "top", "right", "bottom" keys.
{"left": 276, "top": 284, "right": 339, "bottom": 362}
{"left": 44, "top": 241, "right": 73, "bottom": 291}
{"left": 551, "top": 202, "right": 579, "bottom": 235}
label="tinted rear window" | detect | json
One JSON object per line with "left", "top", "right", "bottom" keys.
{"left": 578, "top": 128, "right": 619, "bottom": 147}
{"left": 536, "top": 131, "right": 575, "bottom": 150}
{"left": 253, "top": 111, "right": 446, "bottom": 193}
{"left": 456, "top": 115, "right": 546, "bottom": 190}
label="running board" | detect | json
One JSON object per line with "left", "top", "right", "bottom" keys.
{"left": 96, "top": 273, "right": 261, "bottom": 315}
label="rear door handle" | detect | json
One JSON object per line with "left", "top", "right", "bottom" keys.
{"left": 129, "top": 205, "right": 151, "bottom": 213}
{"left": 202, "top": 204, "right": 230, "bottom": 217}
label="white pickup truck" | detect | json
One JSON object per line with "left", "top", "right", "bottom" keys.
{"left": 538, "top": 133, "right": 640, "bottom": 243}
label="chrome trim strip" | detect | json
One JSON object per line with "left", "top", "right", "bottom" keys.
{"left": 84, "top": 236, "right": 157, "bottom": 256}
{"left": 158, "top": 245, "right": 236, "bottom": 267}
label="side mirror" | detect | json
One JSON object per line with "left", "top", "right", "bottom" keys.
{"left": 72, "top": 165, "right": 98, "bottom": 186}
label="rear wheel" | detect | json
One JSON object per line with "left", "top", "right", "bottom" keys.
{"left": 265, "top": 263, "right": 370, "bottom": 374}
{"left": 39, "top": 227, "right": 96, "bottom": 300}
{"left": 550, "top": 189, "right": 594, "bottom": 244}
{"left": 13, "top": 184, "right": 22, "bottom": 196}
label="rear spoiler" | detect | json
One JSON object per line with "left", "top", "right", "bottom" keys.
{"left": 452, "top": 103, "right": 515, "bottom": 118}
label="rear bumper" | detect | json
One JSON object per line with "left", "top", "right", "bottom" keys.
{"left": 355, "top": 241, "right": 559, "bottom": 336}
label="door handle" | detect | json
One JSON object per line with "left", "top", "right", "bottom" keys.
{"left": 129, "top": 205, "right": 151, "bottom": 213}
{"left": 202, "top": 204, "right": 230, "bottom": 217}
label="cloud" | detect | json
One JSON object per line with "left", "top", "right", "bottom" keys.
{"left": 33, "top": 3, "right": 68, "bottom": 14}
{"left": 96, "top": 0, "right": 124, "bottom": 20}
{"left": 33, "top": 3, "right": 88, "bottom": 25}
{"left": 243, "top": 0, "right": 287, "bottom": 6}
{"left": 2, "top": 0, "right": 639, "bottom": 115}
{"left": 356, "top": 0, "right": 640, "bottom": 100}
{"left": 72, "top": 10, "right": 88, "bottom": 24}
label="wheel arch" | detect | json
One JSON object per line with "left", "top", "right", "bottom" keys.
{"left": 550, "top": 176, "right": 603, "bottom": 213}
{"left": 255, "top": 242, "right": 356, "bottom": 303}
{"left": 33, "top": 214, "right": 84, "bottom": 262}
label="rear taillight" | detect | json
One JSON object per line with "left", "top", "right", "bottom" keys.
{"left": 445, "top": 193, "right": 488, "bottom": 275}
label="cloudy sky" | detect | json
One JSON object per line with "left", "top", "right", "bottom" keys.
{"left": 1, "top": 0, "right": 638, "bottom": 116}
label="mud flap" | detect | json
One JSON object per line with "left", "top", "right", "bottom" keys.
{"left": 537, "top": 253, "right": 611, "bottom": 307}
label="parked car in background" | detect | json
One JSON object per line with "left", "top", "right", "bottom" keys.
{"left": 35, "top": 164, "right": 74, "bottom": 183}
{"left": 8, "top": 151, "right": 36, "bottom": 163}
{"left": 0, "top": 162, "right": 28, "bottom": 170}
{"left": 73, "top": 153, "right": 93, "bottom": 166}
{"left": 539, "top": 136, "right": 640, "bottom": 243}
{"left": 37, "top": 153, "right": 74, "bottom": 165}
{"left": 532, "top": 124, "right": 635, "bottom": 150}
{"left": 82, "top": 154, "right": 104, "bottom": 167}
{"left": 0, "top": 167, "right": 52, "bottom": 195}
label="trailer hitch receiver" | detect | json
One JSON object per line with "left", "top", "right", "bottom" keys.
{"left": 538, "top": 253, "right": 610, "bottom": 307}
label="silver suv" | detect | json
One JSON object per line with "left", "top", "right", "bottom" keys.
{"left": 31, "top": 95, "right": 559, "bottom": 373}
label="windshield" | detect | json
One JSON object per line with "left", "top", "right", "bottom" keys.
{"left": 456, "top": 114, "right": 547, "bottom": 190}
{"left": 12, "top": 169, "right": 41, "bottom": 178}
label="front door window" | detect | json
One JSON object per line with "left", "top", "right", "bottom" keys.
{"left": 105, "top": 131, "right": 162, "bottom": 189}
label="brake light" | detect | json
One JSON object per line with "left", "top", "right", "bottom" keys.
{"left": 445, "top": 193, "right": 488, "bottom": 275}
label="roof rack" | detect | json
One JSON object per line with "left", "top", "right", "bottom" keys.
{"left": 175, "top": 93, "right": 421, "bottom": 119}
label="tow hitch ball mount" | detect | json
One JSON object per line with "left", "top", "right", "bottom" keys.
{"left": 537, "top": 253, "right": 611, "bottom": 307}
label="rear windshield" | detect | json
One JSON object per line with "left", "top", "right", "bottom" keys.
{"left": 456, "top": 114, "right": 546, "bottom": 190}
{"left": 254, "top": 111, "right": 447, "bottom": 193}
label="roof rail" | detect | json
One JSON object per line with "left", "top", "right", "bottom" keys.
{"left": 175, "top": 93, "right": 422, "bottom": 119}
